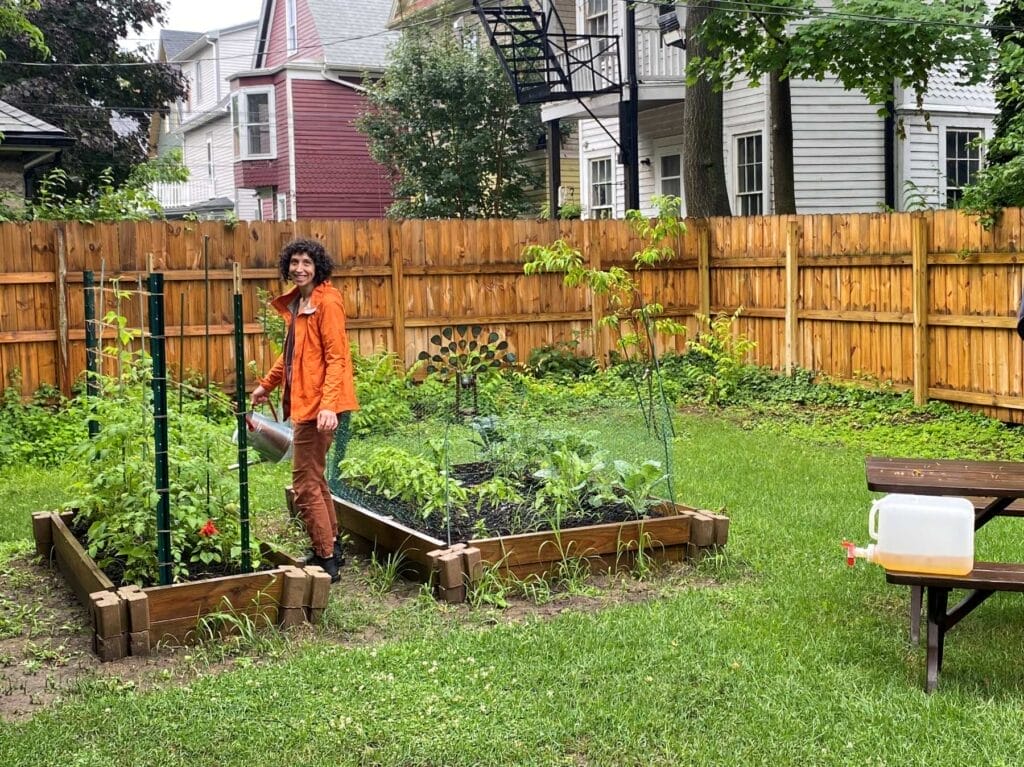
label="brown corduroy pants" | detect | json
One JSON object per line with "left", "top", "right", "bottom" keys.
{"left": 291, "top": 420, "right": 338, "bottom": 558}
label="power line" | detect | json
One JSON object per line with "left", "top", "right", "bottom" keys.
{"left": 0, "top": 0, "right": 1008, "bottom": 71}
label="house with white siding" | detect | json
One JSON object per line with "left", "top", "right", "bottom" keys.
{"left": 151, "top": 22, "right": 261, "bottom": 220}
{"left": 475, "top": 1, "right": 996, "bottom": 219}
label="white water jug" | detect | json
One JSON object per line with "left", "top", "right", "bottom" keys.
{"left": 843, "top": 493, "right": 974, "bottom": 575}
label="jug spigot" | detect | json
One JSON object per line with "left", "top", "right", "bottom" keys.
{"left": 842, "top": 540, "right": 873, "bottom": 567}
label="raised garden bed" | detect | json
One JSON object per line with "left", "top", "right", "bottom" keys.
{"left": 300, "top": 480, "right": 729, "bottom": 604}
{"left": 31, "top": 510, "right": 331, "bottom": 661}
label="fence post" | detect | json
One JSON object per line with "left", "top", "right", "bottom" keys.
{"left": 588, "top": 222, "right": 606, "bottom": 364}
{"left": 784, "top": 219, "right": 801, "bottom": 374}
{"left": 389, "top": 222, "right": 405, "bottom": 362}
{"left": 55, "top": 224, "right": 70, "bottom": 396}
{"left": 911, "top": 215, "right": 930, "bottom": 405}
{"left": 697, "top": 222, "right": 711, "bottom": 320}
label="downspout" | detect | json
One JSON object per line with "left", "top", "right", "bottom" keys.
{"left": 884, "top": 89, "right": 896, "bottom": 210}
{"left": 621, "top": 1, "right": 640, "bottom": 212}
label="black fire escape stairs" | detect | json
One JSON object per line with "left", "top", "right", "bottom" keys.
{"left": 472, "top": 0, "right": 625, "bottom": 208}
{"left": 472, "top": 0, "right": 620, "bottom": 105}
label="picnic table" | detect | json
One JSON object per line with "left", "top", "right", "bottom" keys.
{"left": 865, "top": 456, "right": 1024, "bottom": 692}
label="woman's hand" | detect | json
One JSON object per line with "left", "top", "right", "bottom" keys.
{"left": 317, "top": 409, "right": 338, "bottom": 432}
{"left": 251, "top": 385, "right": 269, "bottom": 407}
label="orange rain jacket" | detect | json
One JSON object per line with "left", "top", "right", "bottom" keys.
{"left": 259, "top": 280, "right": 359, "bottom": 423}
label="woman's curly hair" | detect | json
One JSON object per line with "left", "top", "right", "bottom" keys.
{"left": 278, "top": 238, "right": 334, "bottom": 284}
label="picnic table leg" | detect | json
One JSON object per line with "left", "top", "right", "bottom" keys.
{"left": 924, "top": 586, "right": 950, "bottom": 694}
{"left": 909, "top": 585, "right": 922, "bottom": 643}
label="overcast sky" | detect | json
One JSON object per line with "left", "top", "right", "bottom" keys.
{"left": 124, "top": 0, "right": 263, "bottom": 51}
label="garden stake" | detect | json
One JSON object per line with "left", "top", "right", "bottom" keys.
{"left": 203, "top": 235, "right": 212, "bottom": 515}
{"left": 83, "top": 270, "right": 99, "bottom": 441}
{"left": 232, "top": 263, "right": 252, "bottom": 572}
{"left": 147, "top": 272, "right": 173, "bottom": 586}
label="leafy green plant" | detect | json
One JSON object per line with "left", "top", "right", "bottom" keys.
{"left": 611, "top": 459, "right": 667, "bottom": 516}
{"left": 340, "top": 446, "right": 469, "bottom": 521}
{"left": 351, "top": 350, "right": 415, "bottom": 437}
{"left": 681, "top": 309, "right": 757, "bottom": 405}
{"left": 466, "top": 561, "right": 511, "bottom": 609}
{"left": 63, "top": 360, "right": 259, "bottom": 586}
{"left": 471, "top": 477, "right": 524, "bottom": 515}
{"left": 532, "top": 447, "right": 616, "bottom": 527}
{"left": 527, "top": 335, "right": 598, "bottom": 379}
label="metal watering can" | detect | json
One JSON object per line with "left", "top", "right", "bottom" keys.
{"left": 233, "top": 404, "right": 293, "bottom": 464}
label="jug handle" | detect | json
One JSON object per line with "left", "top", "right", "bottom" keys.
{"left": 267, "top": 400, "right": 280, "bottom": 423}
{"left": 868, "top": 499, "right": 881, "bottom": 541}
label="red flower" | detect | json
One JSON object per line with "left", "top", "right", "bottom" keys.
{"left": 199, "top": 519, "right": 219, "bottom": 537}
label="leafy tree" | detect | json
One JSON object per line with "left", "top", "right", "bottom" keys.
{"left": 0, "top": 1, "right": 187, "bottom": 194}
{"left": 0, "top": 0, "right": 44, "bottom": 59}
{"left": 961, "top": 1, "right": 1024, "bottom": 224}
{"left": 691, "top": 0, "right": 992, "bottom": 214}
{"left": 357, "top": 30, "right": 541, "bottom": 219}
{"left": 0, "top": 149, "right": 188, "bottom": 221}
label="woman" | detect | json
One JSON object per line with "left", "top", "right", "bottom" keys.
{"left": 251, "top": 238, "right": 358, "bottom": 583}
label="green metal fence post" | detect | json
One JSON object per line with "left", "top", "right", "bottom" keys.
{"left": 232, "top": 264, "right": 252, "bottom": 572}
{"left": 148, "top": 272, "right": 172, "bottom": 586}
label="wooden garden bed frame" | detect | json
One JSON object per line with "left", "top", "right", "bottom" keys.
{"left": 322, "top": 493, "right": 729, "bottom": 603}
{"left": 31, "top": 510, "right": 331, "bottom": 661}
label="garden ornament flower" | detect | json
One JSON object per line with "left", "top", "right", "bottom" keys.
{"left": 199, "top": 519, "right": 219, "bottom": 537}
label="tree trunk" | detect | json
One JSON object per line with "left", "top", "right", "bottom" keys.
{"left": 682, "top": 0, "right": 732, "bottom": 217}
{"left": 769, "top": 69, "right": 796, "bottom": 214}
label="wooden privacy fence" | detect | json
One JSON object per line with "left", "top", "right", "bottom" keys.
{"left": 1, "top": 210, "right": 1024, "bottom": 421}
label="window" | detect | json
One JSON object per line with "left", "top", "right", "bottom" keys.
{"left": 276, "top": 193, "right": 289, "bottom": 221}
{"left": 658, "top": 152, "right": 682, "bottom": 199}
{"left": 736, "top": 133, "right": 763, "bottom": 216}
{"left": 586, "top": 0, "right": 609, "bottom": 36}
{"left": 589, "top": 157, "right": 613, "bottom": 219}
{"left": 231, "top": 88, "right": 276, "bottom": 159}
{"left": 286, "top": 0, "right": 298, "bottom": 54}
{"left": 205, "top": 135, "right": 214, "bottom": 180}
{"left": 195, "top": 60, "right": 204, "bottom": 103}
{"left": 945, "top": 128, "right": 982, "bottom": 208}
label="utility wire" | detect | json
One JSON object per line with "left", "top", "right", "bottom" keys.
{"left": 0, "top": 0, "right": 1010, "bottom": 70}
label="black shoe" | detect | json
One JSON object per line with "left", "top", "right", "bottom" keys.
{"left": 310, "top": 553, "right": 340, "bottom": 584}
{"left": 301, "top": 539, "right": 345, "bottom": 568}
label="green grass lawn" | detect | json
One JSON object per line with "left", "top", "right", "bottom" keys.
{"left": 3, "top": 407, "right": 1024, "bottom": 765}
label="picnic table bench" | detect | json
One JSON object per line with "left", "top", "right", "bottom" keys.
{"left": 865, "top": 457, "right": 1024, "bottom": 692}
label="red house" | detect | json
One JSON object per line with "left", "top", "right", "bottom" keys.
{"left": 230, "top": 0, "right": 398, "bottom": 220}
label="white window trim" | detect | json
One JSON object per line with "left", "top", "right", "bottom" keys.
{"left": 654, "top": 143, "right": 683, "bottom": 202}
{"left": 205, "top": 134, "right": 215, "bottom": 182}
{"left": 276, "top": 192, "right": 289, "bottom": 222}
{"left": 940, "top": 124, "right": 986, "bottom": 209}
{"left": 231, "top": 87, "right": 277, "bottom": 161}
{"left": 286, "top": 0, "right": 298, "bottom": 55}
{"left": 588, "top": 155, "right": 615, "bottom": 220}
{"left": 734, "top": 131, "right": 764, "bottom": 216}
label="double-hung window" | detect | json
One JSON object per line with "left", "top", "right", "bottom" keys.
{"left": 736, "top": 133, "right": 764, "bottom": 216}
{"left": 205, "top": 135, "right": 215, "bottom": 181}
{"left": 231, "top": 88, "right": 276, "bottom": 160}
{"left": 286, "top": 0, "right": 298, "bottom": 55}
{"left": 945, "top": 128, "right": 982, "bottom": 208}
{"left": 195, "top": 60, "right": 204, "bottom": 104}
{"left": 658, "top": 152, "right": 682, "bottom": 200}
{"left": 589, "top": 157, "right": 614, "bottom": 219}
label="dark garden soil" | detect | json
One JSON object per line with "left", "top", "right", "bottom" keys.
{"left": 339, "top": 461, "right": 641, "bottom": 543}
{"left": 0, "top": 546, "right": 715, "bottom": 722}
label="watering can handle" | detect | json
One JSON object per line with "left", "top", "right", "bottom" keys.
{"left": 868, "top": 500, "right": 881, "bottom": 541}
{"left": 266, "top": 399, "right": 280, "bottom": 423}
